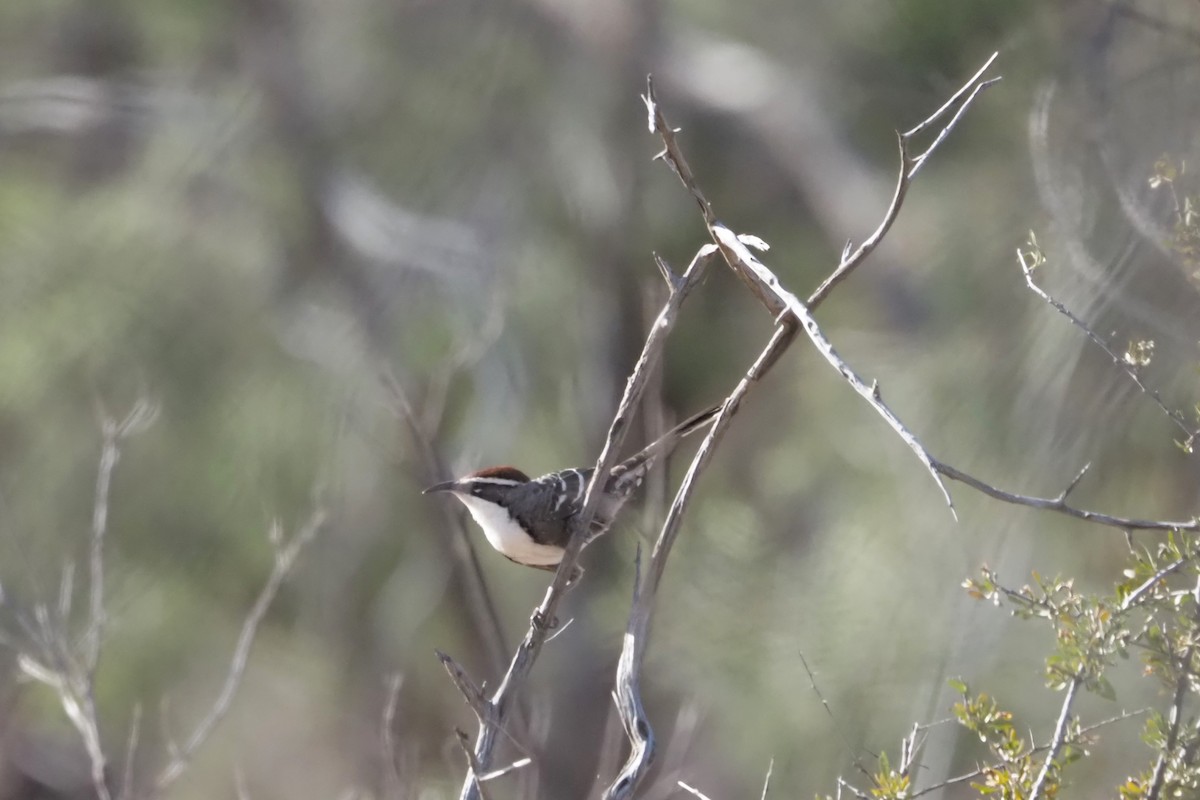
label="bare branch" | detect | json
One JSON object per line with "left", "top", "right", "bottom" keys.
{"left": 381, "top": 368, "right": 511, "bottom": 677}
{"left": 903, "top": 52, "right": 1000, "bottom": 140}
{"left": 455, "top": 729, "right": 493, "bottom": 800}
{"left": 759, "top": 758, "right": 775, "bottom": 800}
{"left": 86, "top": 396, "right": 159, "bottom": 678}
{"left": 799, "top": 651, "right": 875, "bottom": 780}
{"left": 806, "top": 134, "right": 912, "bottom": 307}
{"left": 907, "top": 82, "right": 1002, "bottom": 177}
{"left": 605, "top": 323, "right": 793, "bottom": 799}
{"left": 1016, "top": 245, "right": 1196, "bottom": 444}
{"left": 933, "top": 459, "right": 1200, "bottom": 531}
{"left": 714, "top": 225, "right": 959, "bottom": 518}
{"left": 602, "top": 59, "right": 1000, "bottom": 792}
{"left": 455, "top": 244, "right": 716, "bottom": 800}
{"left": 677, "top": 780, "right": 716, "bottom": 800}
{"left": 153, "top": 508, "right": 325, "bottom": 794}
{"left": 643, "top": 61, "right": 1001, "bottom": 517}
{"left": 642, "top": 77, "right": 714, "bottom": 225}
{"left": 119, "top": 703, "right": 142, "bottom": 800}
{"left": 1029, "top": 676, "right": 1080, "bottom": 799}
{"left": 477, "top": 758, "right": 533, "bottom": 783}
{"left": 381, "top": 674, "right": 403, "bottom": 800}
{"left": 85, "top": 419, "right": 116, "bottom": 673}
{"left": 10, "top": 398, "right": 160, "bottom": 800}
{"left": 436, "top": 650, "right": 490, "bottom": 724}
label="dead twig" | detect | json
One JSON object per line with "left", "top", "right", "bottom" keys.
{"left": 381, "top": 674, "right": 404, "bottom": 800}
{"left": 454, "top": 245, "right": 716, "bottom": 800}
{"left": 933, "top": 459, "right": 1200, "bottom": 531}
{"left": 16, "top": 397, "right": 158, "bottom": 800}
{"left": 154, "top": 508, "right": 325, "bottom": 794}
{"left": 382, "top": 368, "right": 510, "bottom": 677}
{"left": 602, "top": 58, "right": 1000, "bottom": 795}
{"left": 1017, "top": 241, "right": 1197, "bottom": 445}
{"left": 604, "top": 323, "right": 792, "bottom": 799}
{"left": 759, "top": 758, "right": 775, "bottom": 800}
{"left": 799, "top": 652, "right": 875, "bottom": 781}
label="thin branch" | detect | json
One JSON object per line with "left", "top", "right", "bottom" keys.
{"left": 677, "top": 781, "right": 716, "bottom": 800}
{"left": 1122, "top": 559, "right": 1187, "bottom": 611}
{"left": 643, "top": 77, "right": 714, "bottom": 226}
{"left": 601, "top": 61, "right": 1001, "bottom": 795}
{"left": 907, "top": 86, "right": 1002, "bottom": 178}
{"left": 477, "top": 758, "right": 533, "bottom": 783}
{"left": 605, "top": 323, "right": 792, "bottom": 800}
{"left": 1146, "top": 582, "right": 1200, "bottom": 800}
{"left": 641, "top": 702, "right": 704, "bottom": 800}
{"left": 716, "top": 224, "right": 959, "bottom": 518}
{"left": 436, "top": 650, "right": 490, "bottom": 724}
{"left": 153, "top": 508, "right": 325, "bottom": 794}
{"left": 799, "top": 651, "right": 875, "bottom": 780}
{"left": 456, "top": 245, "right": 716, "bottom": 800}
{"left": 85, "top": 419, "right": 117, "bottom": 674}
{"left": 903, "top": 52, "right": 1000, "bottom": 140}
{"left": 420, "top": 295, "right": 506, "bottom": 435}
{"left": 910, "top": 707, "right": 1149, "bottom": 797}
{"left": 838, "top": 775, "right": 871, "bottom": 800}
{"left": 645, "top": 64, "right": 1000, "bottom": 517}
{"left": 455, "top": 729, "right": 493, "bottom": 800}
{"left": 382, "top": 368, "right": 510, "bottom": 677}
{"left": 14, "top": 398, "right": 159, "bottom": 800}
{"left": 1017, "top": 247, "right": 1195, "bottom": 442}
{"left": 812, "top": 60, "right": 1010, "bottom": 311}
{"left": 806, "top": 134, "right": 911, "bottom": 308}
{"left": 119, "top": 703, "right": 142, "bottom": 800}
{"left": 381, "top": 674, "right": 404, "bottom": 800}
{"left": 1029, "top": 676, "right": 1080, "bottom": 799}
{"left": 605, "top": 545, "right": 653, "bottom": 800}
{"left": 84, "top": 397, "right": 160, "bottom": 676}
{"left": 933, "top": 459, "right": 1200, "bottom": 531}
{"left": 759, "top": 758, "right": 775, "bottom": 800}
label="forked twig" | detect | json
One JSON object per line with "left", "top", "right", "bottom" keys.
{"left": 605, "top": 323, "right": 798, "bottom": 799}
{"left": 1017, "top": 243, "right": 1196, "bottom": 443}
{"left": 154, "top": 508, "right": 325, "bottom": 793}
{"left": 454, "top": 245, "right": 716, "bottom": 800}
{"left": 15, "top": 397, "right": 158, "bottom": 800}
{"left": 601, "top": 54, "right": 1002, "bottom": 797}
{"left": 933, "top": 459, "right": 1200, "bottom": 532}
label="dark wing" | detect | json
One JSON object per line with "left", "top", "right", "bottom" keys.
{"left": 514, "top": 468, "right": 595, "bottom": 549}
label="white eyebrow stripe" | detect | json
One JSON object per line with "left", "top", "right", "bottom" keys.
{"left": 468, "top": 477, "right": 524, "bottom": 486}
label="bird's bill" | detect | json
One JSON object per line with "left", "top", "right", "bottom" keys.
{"left": 423, "top": 480, "right": 460, "bottom": 494}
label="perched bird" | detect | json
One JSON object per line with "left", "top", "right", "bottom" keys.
{"left": 424, "top": 405, "right": 720, "bottom": 572}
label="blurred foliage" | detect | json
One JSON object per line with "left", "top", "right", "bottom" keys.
{"left": 0, "top": 0, "right": 1198, "bottom": 798}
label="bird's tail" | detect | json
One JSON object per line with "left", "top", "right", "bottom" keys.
{"left": 607, "top": 404, "right": 721, "bottom": 494}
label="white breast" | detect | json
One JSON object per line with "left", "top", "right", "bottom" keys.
{"left": 454, "top": 494, "right": 565, "bottom": 566}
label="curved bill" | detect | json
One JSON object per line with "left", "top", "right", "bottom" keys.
{"left": 423, "top": 480, "right": 460, "bottom": 494}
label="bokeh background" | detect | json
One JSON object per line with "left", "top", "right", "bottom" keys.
{"left": 1, "top": 0, "right": 1199, "bottom": 797}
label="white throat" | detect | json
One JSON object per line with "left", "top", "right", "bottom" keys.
{"left": 454, "top": 493, "right": 564, "bottom": 566}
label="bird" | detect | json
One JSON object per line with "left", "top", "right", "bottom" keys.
{"left": 424, "top": 405, "right": 720, "bottom": 573}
